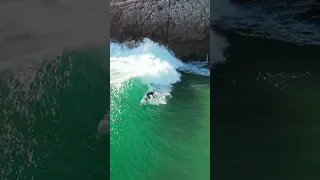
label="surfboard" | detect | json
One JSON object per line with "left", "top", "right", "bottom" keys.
{"left": 141, "top": 95, "right": 150, "bottom": 104}
{"left": 141, "top": 99, "right": 147, "bottom": 104}
{"left": 141, "top": 92, "right": 156, "bottom": 104}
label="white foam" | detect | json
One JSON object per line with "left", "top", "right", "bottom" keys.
{"left": 110, "top": 38, "right": 209, "bottom": 105}
{"left": 180, "top": 61, "right": 210, "bottom": 76}
{"left": 140, "top": 90, "right": 170, "bottom": 105}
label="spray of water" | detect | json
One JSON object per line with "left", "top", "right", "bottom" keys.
{"left": 110, "top": 38, "right": 209, "bottom": 105}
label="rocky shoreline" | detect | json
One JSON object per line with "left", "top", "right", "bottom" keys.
{"left": 110, "top": 0, "right": 210, "bottom": 62}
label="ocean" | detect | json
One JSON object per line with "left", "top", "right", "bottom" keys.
{"left": 110, "top": 39, "right": 210, "bottom": 180}
{"left": 212, "top": 1, "right": 320, "bottom": 179}
{"left": 0, "top": 0, "right": 111, "bottom": 178}
{"left": 0, "top": 48, "right": 110, "bottom": 179}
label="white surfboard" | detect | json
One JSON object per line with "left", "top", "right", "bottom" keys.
{"left": 140, "top": 92, "right": 157, "bottom": 104}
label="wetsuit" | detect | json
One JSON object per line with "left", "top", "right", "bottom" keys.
{"left": 145, "top": 91, "right": 155, "bottom": 101}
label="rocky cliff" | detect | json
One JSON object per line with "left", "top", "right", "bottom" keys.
{"left": 110, "top": 0, "right": 210, "bottom": 61}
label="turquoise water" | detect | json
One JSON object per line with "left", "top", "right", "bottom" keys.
{"left": 110, "top": 39, "right": 210, "bottom": 180}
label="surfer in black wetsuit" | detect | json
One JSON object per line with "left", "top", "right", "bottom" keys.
{"left": 145, "top": 91, "right": 155, "bottom": 101}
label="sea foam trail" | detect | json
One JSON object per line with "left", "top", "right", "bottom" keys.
{"left": 110, "top": 38, "right": 209, "bottom": 105}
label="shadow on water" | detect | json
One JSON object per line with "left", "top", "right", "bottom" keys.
{"left": 212, "top": 31, "right": 320, "bottom": 179}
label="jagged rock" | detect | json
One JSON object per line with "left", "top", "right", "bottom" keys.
{"left": 111, "top": 0, "right": 210, "bottom": 61}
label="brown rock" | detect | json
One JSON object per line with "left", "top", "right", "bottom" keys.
{"left": 111, "top": 0, "right": 210, "bottom": 61}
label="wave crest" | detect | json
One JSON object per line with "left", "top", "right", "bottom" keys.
{"left": 110, "top": 38, "right": 209, "bottom": 104}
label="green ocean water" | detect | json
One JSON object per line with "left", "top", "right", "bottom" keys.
{"left": 110, "top": 72, "right": 210, "bottom": 180}
{"left": 0, "top": 48, "right": 109, "bottom": 179}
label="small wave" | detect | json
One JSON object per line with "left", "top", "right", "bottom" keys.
{"left": 179, "top": 61, "right": 210, "bottom": 76}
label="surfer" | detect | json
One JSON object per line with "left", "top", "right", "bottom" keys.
{"left": 145, "top": 91, "right": 155, "bottom": 101}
